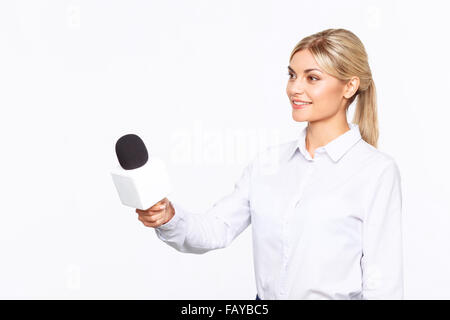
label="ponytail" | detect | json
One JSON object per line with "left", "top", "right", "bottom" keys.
{"left": 352, "top": 80, "right": 379, "bottom": 148}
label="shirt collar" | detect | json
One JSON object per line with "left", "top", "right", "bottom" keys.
{"left": 286, "top": 122, "right": 362, "bottom": 163}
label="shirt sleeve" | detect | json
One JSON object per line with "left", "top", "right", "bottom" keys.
{"left": 361, "top": 159, "right": 404, "bottom": 299}
{"left": 153, "top": 161, "right": 253, "bottom": 254}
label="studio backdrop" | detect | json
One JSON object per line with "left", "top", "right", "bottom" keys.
{"left": 0, "top": 0, "right": 449, "bottom": 299}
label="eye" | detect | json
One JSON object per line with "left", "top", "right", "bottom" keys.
{"left": 308, "top": 75, "right": 319, "bottom": 81}
{"left": 287, "top": 72, "right": 296, "bottom": 80}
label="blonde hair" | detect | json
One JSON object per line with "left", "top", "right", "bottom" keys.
{"left": 289, "top": 28, "right": 379, "bottom": 148}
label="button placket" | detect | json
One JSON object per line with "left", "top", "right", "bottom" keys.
{"left": 279, "top": 160, "right": 316, "bottom": 298}
{"left": 294, "top": 160, "right": 315, "bottom": 207}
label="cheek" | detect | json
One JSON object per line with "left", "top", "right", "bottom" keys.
{"left": 310, "top": 83, "right": 342, "bottom": 106}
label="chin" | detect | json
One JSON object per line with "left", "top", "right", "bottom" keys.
{"left": 292, "top": 114, "right": 309, "bottom": 123}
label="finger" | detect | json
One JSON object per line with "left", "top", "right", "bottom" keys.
{"left": 138, "top": 209, "right": 163, "bottom": 218}
{"left": 143, "top": 214, "right": 161, "bottom": 223}
{"left": 136, "top": 204, "right": 165, "bottom": 214}
{"left": 148, "top": 203, "right": 167, "bottom": 212}
{"left": 157, "top": 197, "right": 168, "bottom": 205}
{"left": 148, "top": 199, "right": 164, "bottom": 208}
{"left": 144, "top": 217, "right": 166, "bottom": 228}
{"left": 142, "top": 217, "right": 164, "bottom": 228}
{"left": 141, "top": 213, "right": 163, "bottom": 223}
{"left": 158, "top": 198, "right": 168, "bottom": 206}
{"left": 136, "top": 208, "right": 155, "bottom": 214}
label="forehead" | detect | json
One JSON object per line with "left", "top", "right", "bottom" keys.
{"left": 290, "top": 49, "right": 320, "bottom": 70}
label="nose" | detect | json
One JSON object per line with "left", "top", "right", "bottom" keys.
{"left": 288, "top": 78, "right": 306, "bottom": 96}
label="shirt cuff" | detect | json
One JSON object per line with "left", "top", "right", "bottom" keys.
{"left": 155, "top": 200, "right": 184, "bottom": 231}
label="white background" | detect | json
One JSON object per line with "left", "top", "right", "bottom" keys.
{"left": 0, "top": 0, "right": 449, "bottom": 299}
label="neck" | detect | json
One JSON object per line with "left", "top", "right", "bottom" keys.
{"left": 306, "top": 118, "right": 350, "bottom": 151}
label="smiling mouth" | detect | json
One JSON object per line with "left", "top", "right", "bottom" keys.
{"left": 292, "top": 101, "right": 312, "bottom": 109}
{"left": 292, "top": 101, "right": 312, "bottom": 106}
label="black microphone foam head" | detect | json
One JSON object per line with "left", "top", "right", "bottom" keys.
{"left": 115, "top": 134, "right": 149, "bottom": 170}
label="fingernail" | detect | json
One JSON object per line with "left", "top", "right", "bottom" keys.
{"left": 160, "top": 205, "right": 166, "bottom": 209}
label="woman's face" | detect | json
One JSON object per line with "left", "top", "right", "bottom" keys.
{"left": 286, "top": 49, "right": 350, "bottom": 123}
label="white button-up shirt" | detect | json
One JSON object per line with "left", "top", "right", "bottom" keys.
{"left": 155, "top": 122, "right": 403, "bottom": 300}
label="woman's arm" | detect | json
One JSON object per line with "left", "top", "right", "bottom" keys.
{"left": 153, "top": 161, "right": 253, "bottom": 254}
{"left": 361, "top": 159, "right": 404, "bottom": 299}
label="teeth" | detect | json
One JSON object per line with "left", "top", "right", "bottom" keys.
{"left": 293, "top": 101, "right": 311, "bottom": 105}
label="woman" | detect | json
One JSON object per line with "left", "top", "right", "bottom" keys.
{"left": 136, "top": 28, "right": 403, "bottom": 300}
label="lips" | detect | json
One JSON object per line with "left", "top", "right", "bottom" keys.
{"left": 292, "top": 102, "right": 310, "bottom": 109}
{"left": 291, "top": 97, "right": 312, "bottom": 109}
{"left": 291, "top": 100, "right": 312, "bottom": 110}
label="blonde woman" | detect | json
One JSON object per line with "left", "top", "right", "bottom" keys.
{"left": 136, "top": 29, "right": 403, "bottom": 300}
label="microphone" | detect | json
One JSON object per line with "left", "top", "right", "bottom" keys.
{"left": 111, "top": 134, "right": 172, "bottom": 210}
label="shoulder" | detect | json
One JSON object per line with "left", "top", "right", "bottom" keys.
{"left": 354, "top": 139, "right": 400, "bottom": 172}
{"left": 354, "top": 139, "right": 402, "bottom": 195}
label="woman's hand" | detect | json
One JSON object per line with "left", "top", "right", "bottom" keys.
{"left": 136, "top": 197, "right": 174, "bottom": 228}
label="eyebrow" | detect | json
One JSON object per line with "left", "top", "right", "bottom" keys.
{"left": 287, "top": 66, "right": 322, "bottom": 74}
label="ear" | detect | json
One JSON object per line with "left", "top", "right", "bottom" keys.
{"left": 343, "top": 76, "right": 360, "bottom": 99}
